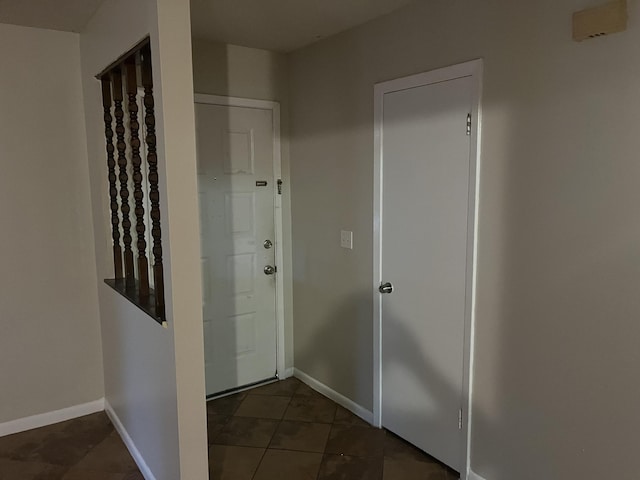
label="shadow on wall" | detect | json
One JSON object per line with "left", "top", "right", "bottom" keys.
{"left": 193, "top": 2, "right": 640, "bottom": 477}
{"left": 287, "top": 5, "right": 640, "bottom": 474}
{"left": 294, "top": 291, "right": 492, "bottom": 474}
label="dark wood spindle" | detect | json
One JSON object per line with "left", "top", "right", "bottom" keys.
{"left": 141, "top": 46, "right": 165, "bottom": 318}
{"left": 125, "top": 57, "right": 150, "bottom": 298}
{"left": 101, "top": 76, "right": 123, "bottom": 279}
{"left": 112, "top": 69, "right": 135, "bottom": 286}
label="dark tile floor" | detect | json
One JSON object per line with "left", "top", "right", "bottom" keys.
{"left": 207, "top": 377, "right": 459, "bottom": 480}
{"left": 0, "top": 412, "right": 143, "bottom": 480}
{"left": 0, "top": 377, "right": 458, "bottom": 480}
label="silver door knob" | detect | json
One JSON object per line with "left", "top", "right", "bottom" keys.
{"left": 264, "top": 265, "right": 276, "bottom": 275}
{"left": 263, "top": 239, "right": 273, "bottom": 249}
{"left": 379, "top": 282, "right": 393, "bottom": 294}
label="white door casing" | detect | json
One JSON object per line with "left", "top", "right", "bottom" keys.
{"left": 373, "top": 60, "right": 482, "bottom": 478}
{"left": 195, "top": 95, "right": 284, "bottom": 396}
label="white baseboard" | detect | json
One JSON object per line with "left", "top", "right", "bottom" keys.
{"left": 468, "top": 470, "right": 488, "bottom": 480}
{"left": 104, "top": 400, "right": 156, "bottom": 480}
{"left": 293, "top": 368, "right": 374, "bottom": 425}
{"left": 0, "top": 398, "right": 105, "bottom": 438}
{"left": 280, "top": 367, "right": 294, "bottom": 379}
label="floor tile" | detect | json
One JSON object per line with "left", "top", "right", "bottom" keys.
{"left": 252, "top": 449, "right": 323, "bottom": 480}
{"left": 383, "top": 458, "right": 447, "bottom": 480}
{"left": 444, "top": 468, "right": 460, "bottom": 479}
{"left": 207, "top": 392, "right": 247, "bottom": 416}
{"left": 120, "top": 474, "right": 145, "bottom": 480}
{"left": 317, "top": 454, "right": 383, "bottom": 480}
{"left": 269, "top": 421, "right": 331, "bottom": 453}
{"left": 234, "top": 395, "right": 290, "bottom": 419}
{"left": 249, "top": 378, "right": 301, "bottom": 397}
{"left": 120, "top": 473, "right": 145, "bottom": 480}
{"left": 61, "top": 469, "right": 126, "bottom": 480}
{"left": 213, "top": 417, "right": 279, "bottom": 448}
{"left": 294, "top": 383, "right": 326, "bottom": 398}
{"left": 72, "top": 431, "right": 138, "bottom": 474}
{"left": 207, "top": 414, "right": 231, "bottom": 444}
{"left": 58, "top": 413, "right": 113, "bottom": 440}
{"left": 283, "top": 396, "right": 337, "bottom": 423}
{"left": 334, "top": 406, "right": 371, "bottom": 427}
{"left": 6, "top": 414, "right": 113, "bottom": 466}
{"left": 325, "top": 424, "right": 385, "bottom": 457}
{"left": 0, "top": 424, "right": 62, "bottom": 461}
{"left": 208, "top": 445, "right": 264, "bottom": 480}
{"left": 383, "top": 431, "right": 437, "bottom": 463}
{"left": 0, "top": 459, "right": 67, "bottom": 480}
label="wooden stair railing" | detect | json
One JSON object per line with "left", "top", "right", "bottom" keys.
{"left": 98, "top": 38, "right": 166, "bottom": 325}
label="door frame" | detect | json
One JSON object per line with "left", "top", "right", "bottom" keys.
{"left": 372, "top": 59, "right": 483, "bottom": 479}
{"left": 194, "top": 93, "right": 287, "bottom": 380}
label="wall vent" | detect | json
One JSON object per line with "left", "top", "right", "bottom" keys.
{"left": 572, "top": 0, "right": 627, "bottom": 41}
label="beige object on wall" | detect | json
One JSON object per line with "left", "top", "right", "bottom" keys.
{"left": 573, "top": 0, "right": 627, "bottom": 41}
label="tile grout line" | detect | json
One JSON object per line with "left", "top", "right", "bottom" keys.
{"left": 211, "top": 379, "right": 446, "bottom": 480}
{"left": 250, "top": 383, "right": 297, "bottom": 480}
{"left": 63, "top": 416, "right": 117, "bottom": 477}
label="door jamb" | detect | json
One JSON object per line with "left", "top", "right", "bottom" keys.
{"left": 194, "top": 93, "right": 287, "bottom": 380}
{"left": 372, "top": 59, "right": 483, "bottom": 480}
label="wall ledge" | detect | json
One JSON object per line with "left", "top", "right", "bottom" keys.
{"left": 0, "top": 398, "right": 105, "bottom": 438}
{"left": 105, "top": 400, "right": 156, "bottom": 480}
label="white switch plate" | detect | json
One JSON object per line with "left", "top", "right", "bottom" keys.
{"left": 340, "top": 230, "right": 353, "bottom": 249}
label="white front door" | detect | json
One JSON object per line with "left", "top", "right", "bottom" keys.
{"left": 195, "top": 101, "right": 278, "bottom": 396}
{"left": 379, "top": 74, "right": 474, "bottom": 472}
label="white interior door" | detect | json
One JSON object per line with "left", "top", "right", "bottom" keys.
{"left": 195, "top": 101, "right": 277, "bottom": 396}
{"left": 380, "top": 74, "right": 474, "bottom": 472}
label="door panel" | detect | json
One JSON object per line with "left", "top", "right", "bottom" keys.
{"left": 381, "top": 75, "right": 473, "bottom": 472}
{"left": 196, "top": 102, "right": 277, "bottom": 396}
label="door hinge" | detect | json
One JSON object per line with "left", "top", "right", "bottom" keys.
{"left": 458, "top": 409, "right": 463, "bottom": 430}
{"left": 277, "top": 179, "right": 283, "bottom": 195}
{"left": 466, "top": 113, "right": 472, "bottom": 136}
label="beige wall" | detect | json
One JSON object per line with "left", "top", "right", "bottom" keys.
{"left": 0, "top": 24, "right": 104, "bottom": 424}
{"left": 192, "top": 38, "right": 295, "bottom": 369}
{"left": 288, "top": 1, "right": 640, "bottom": 478}
{"left": 80, "top": 0, "right": 207, "bottom": 478}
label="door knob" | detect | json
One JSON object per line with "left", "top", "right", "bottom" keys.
{"left": 379, "top": 282, "right": 393, "bottom": 294}
{"left": 264, "top": 265, "right": 276, "bottom": 275}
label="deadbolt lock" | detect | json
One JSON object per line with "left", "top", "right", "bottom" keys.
{"left": 263, "top": 239, "right": 273, "bottom": 249}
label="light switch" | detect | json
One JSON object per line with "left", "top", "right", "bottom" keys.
{"left": 340, "top": 230, "right": 353, "bottom": 249}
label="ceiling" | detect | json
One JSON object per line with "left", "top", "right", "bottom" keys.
{"left": 0, "top": 0, "right": 103, "bottom": 32}
{"left": 190, "top": 0, "right": 415, "bottom": 52}
{"left": 0, "top": 0, "right": 414, "bottom": 52}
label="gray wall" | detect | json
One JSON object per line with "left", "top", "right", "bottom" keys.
{"left": 288, "top": 1, "right": 640, "bottom": 478}
{"left": 192, "top": 38, "right": 295, "bottom": 370}
{"left": 0, "top": 23, "right": 104, "bottom": 425}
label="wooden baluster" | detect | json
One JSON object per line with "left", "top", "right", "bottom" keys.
{"left": 112, "top": 69, "right": 135, "bottom": 287}
{"left": 125, "top": 57, "right": 150, "bottom": 298}
{"left": 101, "top": 76, "right": 123, "bottom": 279}
{"left": 141, "top": 46, "right": 165, "bottom": 319}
